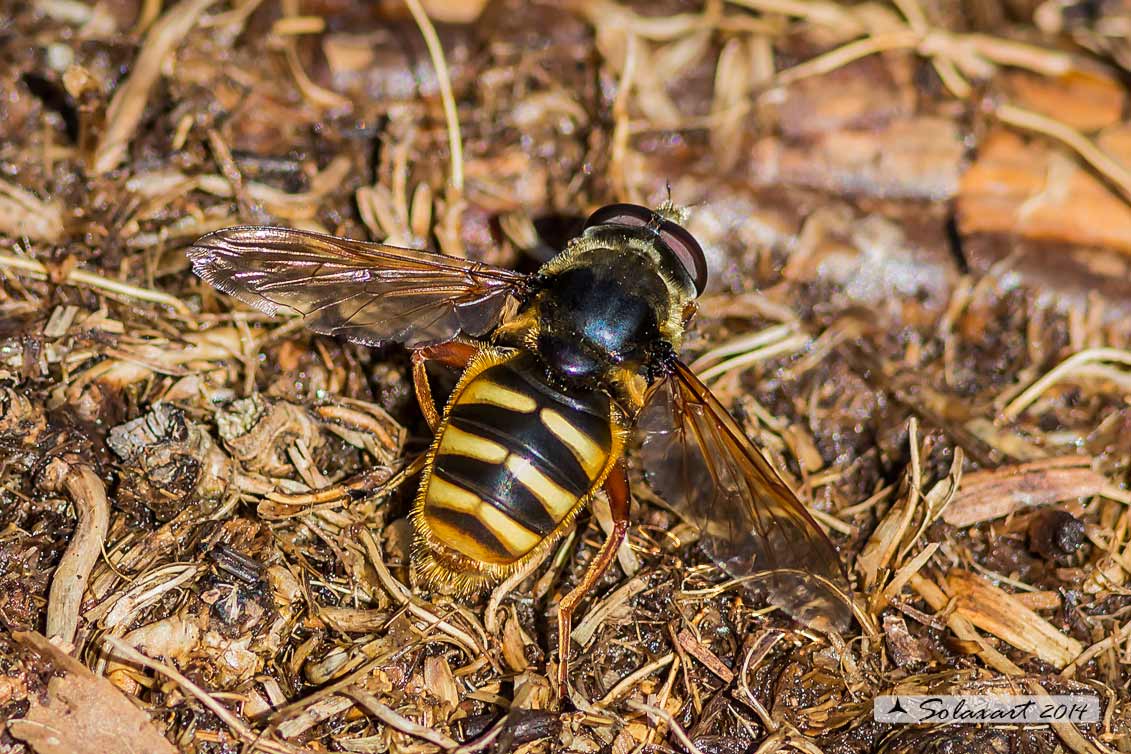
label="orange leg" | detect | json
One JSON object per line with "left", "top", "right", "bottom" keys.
{"left": 410, "top": 341, "right": 479, "bottom": 433}
{"left": 557, "top": 460, "right": 630, "bottom": 696}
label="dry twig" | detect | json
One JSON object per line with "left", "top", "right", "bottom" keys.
{"left": 43, "top": 464, "right": 110, "bottom": 646}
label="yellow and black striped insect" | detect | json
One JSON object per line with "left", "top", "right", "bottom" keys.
{"left": 188, "top": 203, "right": 853, "bottom": 690}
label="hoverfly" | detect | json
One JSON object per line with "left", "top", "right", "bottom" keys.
{"left": 188, "top": 203, "right": 853, "bottom": 691}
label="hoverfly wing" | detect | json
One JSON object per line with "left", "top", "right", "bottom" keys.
{"left": 188, "top": 227, "right": 529, "bottom": 348}
{"left": 638, "top": 360, "right": 853, "bottom": 632}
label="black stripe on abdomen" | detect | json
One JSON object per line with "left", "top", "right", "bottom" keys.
{"left": 486, "top": 358, "right": 613, "bottom": 447}
{"left": 447, "top": 403, "right": 589, "bottom": 497}
{"left": 432, "top": 453, "right": 558, "bottom": 536}
{"left": 426, "top": 506, "right": 512, "bottom": 560}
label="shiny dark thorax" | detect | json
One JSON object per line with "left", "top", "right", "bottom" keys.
{"left": 497, "top": 224, "right": 696, "bottom": 406}
{"left": 530, "top": 248, "right": 670, "bottom": 385}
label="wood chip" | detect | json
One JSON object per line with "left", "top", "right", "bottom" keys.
{"left": 947, "top": 570, "right": 1083, "bottom": 668}
{"left": 958, "top": 128, "right": 1131, "bottom": 254}
{"left": 1004, "top": 70, "right": 1125, "bottom": 132}
{"left": 675, "top": 629, "right": 734, "bottom": 683}
{"left": 942, "top": 456, "right": 1106, "bottom": 527}
{"left": 910, "top": 574, "right": 1023, "bottom": 675}
{"left": 768, "top": 55, "right": 915, "bottom": 140}
{"left": 752, "top": 116, "right": 965, "bottom": 201}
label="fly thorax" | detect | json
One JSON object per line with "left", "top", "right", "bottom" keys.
{"left": 533, "top": 254, "right": 671, "bottom": 386}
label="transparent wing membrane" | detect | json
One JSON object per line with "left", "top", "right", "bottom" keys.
{"left": 189, "top": 226, "right": 528, "bottom": 348}
{"left": 638, "top": 361, "right": 853, "bottom": 631}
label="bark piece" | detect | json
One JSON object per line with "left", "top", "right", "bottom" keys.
{"left": 958, "top": 128, "right": 1131, "bottom": 253}
{"left": 8, "top": 632, "right": 177, "bottom": 754}
{"left": 942, "top": 457, "right": 1106, "bottom": 527}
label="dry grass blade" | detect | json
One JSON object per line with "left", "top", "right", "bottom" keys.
{"left": 876, "top": 542, "right": 939, "bottom": 613}
{"left": 626, "top": 699, "right": 706, "bottom": 754}
{"left": 609, "top": 30, "right": 640, "bottom": 202}
{"left": 570, "top": 574, "right": 649, "bottom": 647}
{"left": 694, "top": 329, "right": 811, "bottom": 382}
{"left": 484, "top": 546, "right": 550, "bottom": 637}
{"left": 357, "top": 528, "right": 490, "bottom": 665}
{"left": 346, "top": 687, "right": 459, "bottom": 749}
{"left": 597, "top": 652, "right": 675, "bottom": 707}
{"left": 0, "top": 250, "right": 192, "bottom": 313}
{"left": 281, "top": 37, "right": 351, "bottom": 111}
{"left": 1001, "top": 348, "right": 1131, "bottom": 421}
{"left": 774, "top": 31, "right": 921, "bottom": 87}
{"left": 857, "top": 419, "right": 922, "bottom": 589}
{"left": 404, "top": 0, "right": 464, "bottom": 197}
{"left": 92, "top": 0, "right": 216, "bottom": 174}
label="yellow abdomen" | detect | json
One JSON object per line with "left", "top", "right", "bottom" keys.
{"left": 412, "top": 349, "right": 623, "bottom": 589}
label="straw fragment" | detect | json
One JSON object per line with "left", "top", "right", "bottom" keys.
{"left": 93, "top": 0, "right": 217, "bottom": 174}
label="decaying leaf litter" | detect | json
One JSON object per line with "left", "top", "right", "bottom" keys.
{"left": 1, "top": 0, "right": 1130, "bottom": 751}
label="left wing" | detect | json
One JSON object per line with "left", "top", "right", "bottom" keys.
{"left": 188, "top": 226, "right": 530, "bottom": 348}
{"left": 637, "top": 360, "right": 853, "bottom": 632}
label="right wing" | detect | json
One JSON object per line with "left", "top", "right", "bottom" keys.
{"left": 637, "top": 361, "right": 854, "bottom": 632}
{"left": 188, "top": 226, "right": 531, "bottom": 348}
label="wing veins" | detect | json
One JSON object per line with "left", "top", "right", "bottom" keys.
{"left": 188, "top": 226, "right": 528, "bottom": 348}
{"left": 636, "top": 362, "right": 853, "bottom": 631}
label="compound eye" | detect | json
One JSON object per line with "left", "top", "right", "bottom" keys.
{"left": 659, "top": 220, "right": 708, "bottom": 296}
{"left": 583, "top": 203, "right": 654, "bottom": 229}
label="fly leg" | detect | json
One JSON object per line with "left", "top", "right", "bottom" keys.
{"left": 410, "top": 341, "right": 479, "bottom": 433}
{"left": 557, "top": 460, "right": 630, "bottom": 697}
